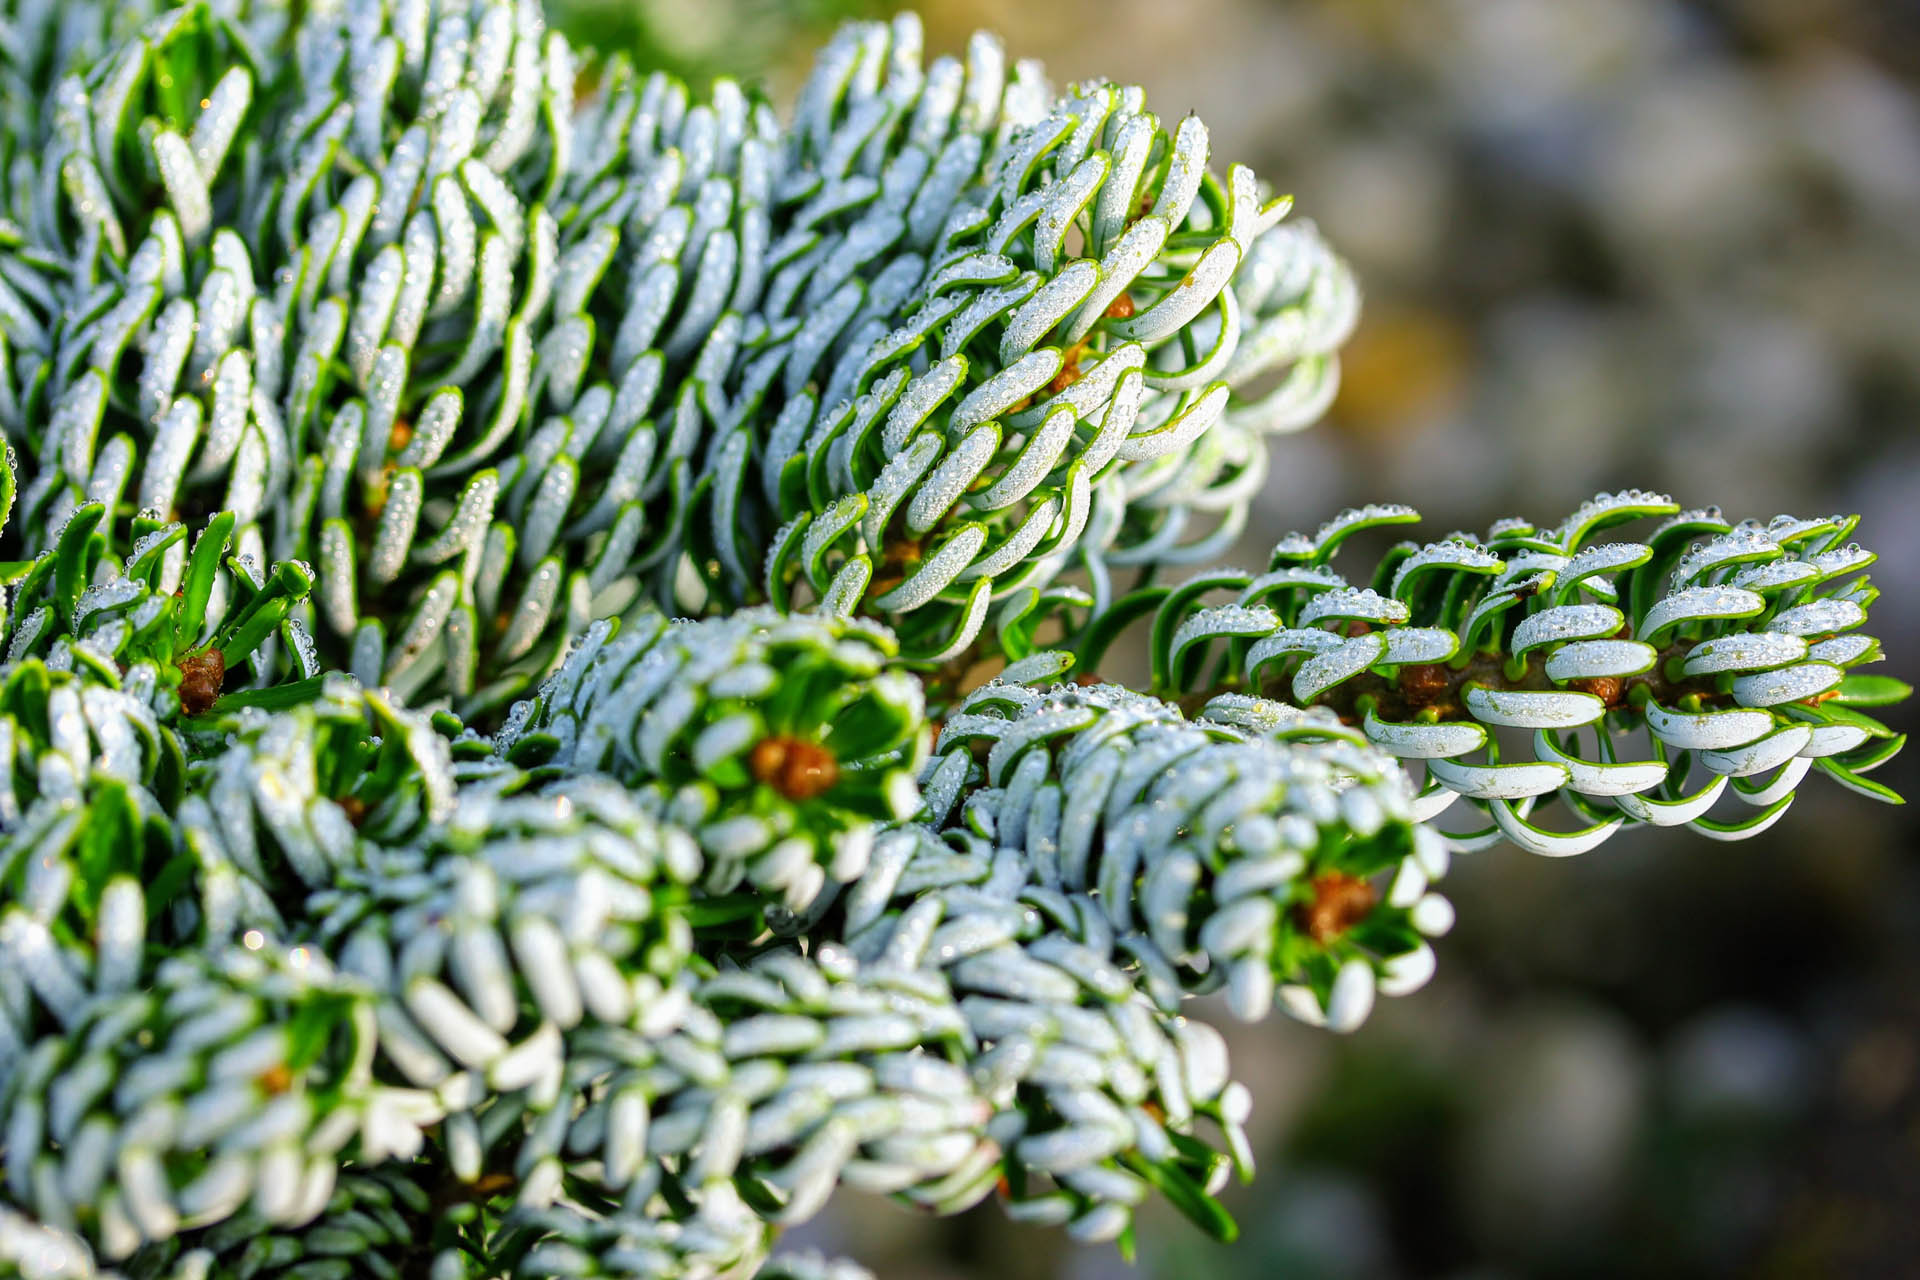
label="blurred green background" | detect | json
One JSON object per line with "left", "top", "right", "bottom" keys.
{"left": 550, "top": 1, "right": 1920, "bottom": 1276}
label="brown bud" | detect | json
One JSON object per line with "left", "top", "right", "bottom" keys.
{"left": 177, "top": 649, "right": 227, "bottom": 717}
{"left": 750, "top": 736, "right": 840, "bottom": 802}
{"left": 1105, "top": 292, "right": 1136, "bottom": 319}
{"left": 1297, "top": 871, "right": 1378, "bottom": 945}
{"left": 1570, "top": 676, "right": 1624, "bottom": 706}
{"left": 256, "top": 1063, "right": 293, "bottom": 1095}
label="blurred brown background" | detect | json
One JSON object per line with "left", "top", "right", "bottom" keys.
{"left": 552, "top": 1, "right": 1920, "bottom": 1275}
